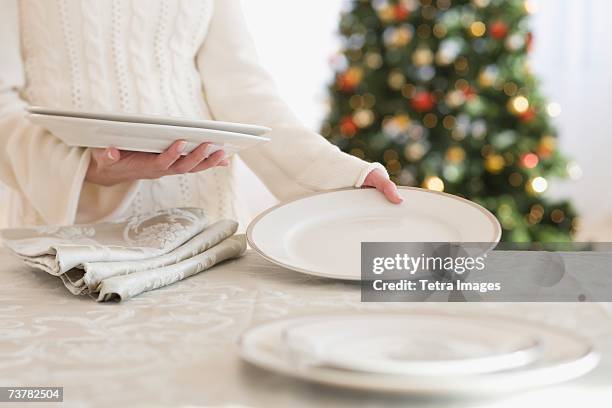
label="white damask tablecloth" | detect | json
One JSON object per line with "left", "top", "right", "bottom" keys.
{"left": 1, "top": 249, "right": 611, "bottom": 408}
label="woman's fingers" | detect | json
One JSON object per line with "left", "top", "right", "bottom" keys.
{"left": 154, "top": 140, "right": 187, "bottom": 171}
{"left": 170, "top": 143, "right": 214, "bottom": 173}
{"left": 188, "top": 150, "right": 226, "bottom": 173}
{"left": 363, "top": 169, "right": 403, "bottom": 204}
{"left": 380, "top": 179, "right": 403, "bottom": 204}
{"left": 86, "top": 142, "right": 226, "bottom": 186}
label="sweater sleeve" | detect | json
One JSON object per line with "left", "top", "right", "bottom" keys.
{"left": 0, "top": 1, "right": 136, "bottom": 226}
{"left": 0, "top": 0, "right": 92, "bottom": 226}
{"left": 196, "top": 0, "right": 387, "bottom": 201}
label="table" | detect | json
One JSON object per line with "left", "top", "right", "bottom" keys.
{"left": 1, "top": 249, "right": 611, "bottom": 408}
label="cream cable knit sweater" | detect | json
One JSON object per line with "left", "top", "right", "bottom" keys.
{"left": 0, "top": 0, "right": 385, "bottom": 229}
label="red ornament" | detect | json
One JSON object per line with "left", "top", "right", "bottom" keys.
{"left": 521, "top": 153, "right": 539, "bottom": 169}
{"left": 336, "top": 67, "right": 363, "bottom": 93}
{"left": 462, "top": 86, "right": 477, "bottom": 101}
{"left": 337, "top": 75, "right": 356, "bottom": 93}
{"left": 393, "top": 4, "right": 410, "bottom": 21}
{"left": 489, "top": 21, "right": 509, "bottom": 39}
{"left": 411, "top": 91, "right": 436, "bottom": 113}
{"left": 519, "top": 108, "right": 536, "bottom": 122}
{"left": 339, "top": 116, "right": 358, "bottom": 136}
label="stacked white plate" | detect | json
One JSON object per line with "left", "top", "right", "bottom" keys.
{"left": 239, "top": 313, "right": 600, "bottom": 395}
{"left": 26, "top": 106, "right": 271, "bottom": 155}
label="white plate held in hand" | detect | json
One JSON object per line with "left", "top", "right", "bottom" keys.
{"left": 27, "top": 106, "right": 271, "bottom": 136}
{"left": 28, "top": 114, "right": 270, "bottom": 156}
{"left": 247, "top": 187, "right": 501, "bottom": 280}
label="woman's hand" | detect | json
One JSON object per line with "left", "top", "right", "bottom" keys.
{"left": 85, "top": 140, "right": 228, "bottom": 186}
{"left": 363, "top": 169, "right": 403, "bottom": 204}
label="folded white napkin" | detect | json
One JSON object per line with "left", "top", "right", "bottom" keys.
{"left": 0, "top": 208, "right": 246, "bottom": 301}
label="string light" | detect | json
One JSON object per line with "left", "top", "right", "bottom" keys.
{"left": 509, "top": 96, "right": 529, "bottom": 114}
{"left": 423, "top": 176, "right": 445, "bottom": 191}
{"left": 524, "top": 0, "right": 538, "bottom": 14}
{"left": 530, "top": 177, "right": 548, "bottom": 193}
{"left": 546, "top": 102, "right": 562, "bottom": 117}
{"left": 353, "top": 109, "right": 374, "bottom": 128}
{"left": 567, "top": 162, "right": 583, "bottom": 180}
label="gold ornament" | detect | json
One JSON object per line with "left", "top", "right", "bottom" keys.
{"left": 423, "top": 113, "right": 438, "bottom": 128}
{"left": 469, "top": 21, "right": 486, "bottom": 37}
{"left": 538, "top": 135, "right": 556, "bottom": 157}
{"left": 412, "top": 47, "right": 434, "bottom": 66}
{"left": 503, "top": 82, "right": 518, "bottom": 96}
{"left": 404, "top": 143, "right": 425, "bottom": 161}
{"left": 551, "top": 209, "right": 565, "bottom": 224}
{"left": 388, "top": 70, "right": 406, "bottom": 90}
{"left": 445, "top": 90, "right": 465, "bottom": 108}
{"left": 338, "top": 67, "right": 363, "bottom": 91}
{"left": 484, "top": 154, "right": 505, "bottom": 174}
{"left": 384, "top": 114, "right": 411, "bottom": 137}
{"left": 442, "top": 115, "right": 456, "bottom": 130}
{"left": 478, "top": 66, "right": 498, "bottom": 88}
{"left": 396, "top": 26, "right": 414, "bottom": 46}
{"left": 433, "top": 23, "right": 447, "bottom": 38}
{"left": 383, "top": 149, "right": 399, "bottom": 162}
{"left": 445, "top": 146, "right": 465, "bottom": 163}
{"left": 378, "top": 5, "right": 395, "bottom": 23}
{"left": 386, "top": 159, "right": 402, "bottom": 175}
{"left": 365, "top": 52, "right": 383, "bottom": 69}
{"left": 353, "top": 109, "right": 374, "bottom": 128}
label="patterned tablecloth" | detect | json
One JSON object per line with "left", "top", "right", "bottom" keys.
{"left": 1, "top": 249, "right": 611, "bottom": 408}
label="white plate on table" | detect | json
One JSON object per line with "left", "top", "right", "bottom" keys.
{"left": 28, "top": 113, "right": 270, "bottom": 156}
{"left": 282, "top": 314, "right": 541, "bottom": 376}
{"left": 27, "top": 106, "right": 271, "bottom": 136}
{"left": 247, "top": 187, "right": 501, "bottom": 280}
{"left": 238, "top": 313, "right": 600, "bottom": 395}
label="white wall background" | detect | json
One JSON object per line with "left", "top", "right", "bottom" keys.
{"left": 237, "top": 0, "right": 345, "bottom": 218}
{"left": 530, "top": 0, "right": 612, "bottom": 240}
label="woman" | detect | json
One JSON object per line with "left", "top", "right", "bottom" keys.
{"left": 0, "top": 0, "right": 401, "bottom": 229}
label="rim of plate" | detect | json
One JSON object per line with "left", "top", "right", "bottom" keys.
{"left": 27, "top": 105, "right": 272, "bottom": 135}
{"left": 27, "top": 113, "right": 271, "bottom": 142}
{"left": 246, "top": 186, "right": 502, "bottom": 279}
{"left": 237, "top": 312, "right": 600, "bottom": 394}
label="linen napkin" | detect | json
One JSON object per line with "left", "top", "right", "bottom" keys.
{"left": 0, "top": 208, "right": 246, "bottom": 301}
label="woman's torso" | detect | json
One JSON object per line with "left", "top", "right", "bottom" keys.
{"left": 17, "top": 0, "right": 244, "bottom": 225}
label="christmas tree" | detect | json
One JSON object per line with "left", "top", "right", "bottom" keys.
{"left": 322, "top": 0, "right": 578, "bottom": 242}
